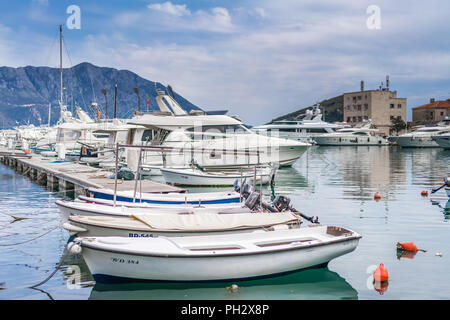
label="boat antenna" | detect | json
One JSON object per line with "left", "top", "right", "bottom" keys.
{"left": 101, "top": 89, "right": 108, "bottom": 119}
{"left": 59, "top": 24, "right": 63, "bottom": 107}
{"left": 133, "top": 87, "right": 140, "bottom": 112}
{"left": 114, "top": 84, "right": 117, "bottom": 119}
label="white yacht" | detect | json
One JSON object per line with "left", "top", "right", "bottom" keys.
{"left": 252, "top": 104, "right": 344, "bottom": 143}
{"left": 312, "top": 121, "right": 389, "bottom": 146}
{"left": 391, "top": 119, "right": 450, "bottom": 148}
{"left": 126, "top": 90, "right": 311, "bottom": 170}
{"left": 432, "top": 132, "right": 450, "bottom": 149}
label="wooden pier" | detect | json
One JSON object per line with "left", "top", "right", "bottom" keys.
{"left": 0, "top": 153, "right": 185, "bottom": 197}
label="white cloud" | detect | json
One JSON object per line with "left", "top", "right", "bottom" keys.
{"left": 147, "top": 2, "right": 191, "bottom": 17}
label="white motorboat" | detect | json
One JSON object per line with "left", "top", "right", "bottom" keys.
{"left": 56, "top": 199, "right": 250, "bottom": 220}
{"left": 124, "top": 90, "right": 310, "bottom": 170}
{"left": 70, "top": 225, "right": 361, "bottom": 282}
{"left": 432, "top": 132, "right": 450, "bottom": 149}
{"left": 87, "top": 187, "right": 241, "bottom": 205}
{"left": 252, "top": 104, "right": 344, "bottom": 143}
{"left": 160, "top": 166, "right": 276, "bottom": 186}
{"left": 62, "top": 211, "right": 301, "bottom": 238}
{"left": 312, "top": 121, "right": 389, "bottom": 146}
{"left": 391, "top": 119, "right": 450, "bottom": 148}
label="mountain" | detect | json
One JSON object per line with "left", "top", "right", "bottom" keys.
{"left": 0, "top": 62, "right": 201, "bottom": 128}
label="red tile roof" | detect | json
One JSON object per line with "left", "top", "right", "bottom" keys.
{"left": 413, "top": 99, "right": 450, "bottom": 110}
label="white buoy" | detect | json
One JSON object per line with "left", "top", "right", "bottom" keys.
{"left": 67, "top": 242, "right": 82, "bottom": 255}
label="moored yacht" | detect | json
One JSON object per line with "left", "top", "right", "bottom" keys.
{"left": 252, "top": 104, "right": 344, "bottom": 143}
{"left": 432, "top": 132, "right": 450, "bottom": 149}
{"left": 312, "top": 121, "right": 389, "bottom": 146}
{"left": 126, "top": 90, "right": 311, "bottom": 169}
{"left": 391, "top": 118, "right": 450, "bottom": 148}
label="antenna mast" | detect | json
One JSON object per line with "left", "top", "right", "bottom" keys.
{"left": 59, "top": 24, "right": 63, "bottom": 106}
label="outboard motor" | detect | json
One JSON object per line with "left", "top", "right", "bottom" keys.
{"left": 273, "top": 195, "right": 291, "bottom": 212}
{"left": 245, "top": 191, "right": 261, "bottom": 211}
{"left": 241, "top": 183, "right": 255, "bottom": 199}
{"left": 233, "top": 178, "right": 247, "bottom": 193}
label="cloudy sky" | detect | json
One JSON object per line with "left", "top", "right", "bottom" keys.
{"left": 0, "top": 0, "right": 449, "bottom": 124}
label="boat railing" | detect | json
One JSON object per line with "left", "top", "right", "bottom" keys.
{"left": 111, "top": 143, "right": 268, "bottom": 206}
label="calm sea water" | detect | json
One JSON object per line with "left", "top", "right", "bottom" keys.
{"left": 0, "top": 146, "right": 449, "bottom": 300}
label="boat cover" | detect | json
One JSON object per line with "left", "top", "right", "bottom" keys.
{"left": 130, "top": 212, "right": 301, "bottom": 231}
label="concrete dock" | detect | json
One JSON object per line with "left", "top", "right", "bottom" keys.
{"left": 0, "top": 153, "right": 185, "bottom": 196}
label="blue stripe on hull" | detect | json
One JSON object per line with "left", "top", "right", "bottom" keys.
{"left": 92, "top": 262, "right": 329, "bottom": 284}
{"left": 91, "top": 191, "right": 240, "bottom": 205}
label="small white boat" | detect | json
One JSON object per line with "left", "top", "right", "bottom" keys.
{"left": 160, "top": 167, "right": 276, "bottom": 186}
{"left": 63, "top": 212, "right": 301, "bottom": 238}
{"left": 88, "top": 187, "right": 241, "bottom": 205}
{"left": 56, "top": 199, "right": 251, "bottom": 220}
{"left": 71, "top": 225, "right": 361, "bottom": 282}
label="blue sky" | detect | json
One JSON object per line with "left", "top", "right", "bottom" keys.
{"left": 0, "top": 0, "right": 449, "bottom": 124}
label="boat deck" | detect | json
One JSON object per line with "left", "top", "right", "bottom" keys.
{"left": 0, "top": 153, "right": 184, "bottom": 196}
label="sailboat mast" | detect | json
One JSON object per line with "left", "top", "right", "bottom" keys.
{"left": 59, "top": 24, "right": 63, "bottom": 106}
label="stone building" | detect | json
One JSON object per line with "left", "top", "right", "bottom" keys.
{"left": 267, "top": 77, "right": 407, "bottom": 136}
{"left": 412, "top": 98, "right": 450, "bottom": 124}
{"left": 343, "top": 80, "right": 407, "bottom": 136}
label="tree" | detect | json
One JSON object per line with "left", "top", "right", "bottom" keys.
{"left": 391, "top": 117, "right": 407, "bottom": 134}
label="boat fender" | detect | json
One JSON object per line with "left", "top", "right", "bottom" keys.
{"left": 373, "top": 263, "right": 389, "bottom": 282}
{"left": 63, "top": 222, "right": 88, "bottom": 233}
{"left": 374, "top": 192, "right": 381, "bottom": 200}
{"left": 396, "top": 242, "right": 418, "bottom": 252}
{"left": 67, "top": 242, "right": 82, "bottom": 255}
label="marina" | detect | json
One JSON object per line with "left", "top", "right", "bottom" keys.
{"left": 0, "top": 145, "right": 449, "bottom": 299}
{"left": 0, "top": 1, "right": 449, "bottom": 305}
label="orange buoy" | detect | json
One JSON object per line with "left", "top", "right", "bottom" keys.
{"left": 374, "top": 192, "right": 381, "bottom": 200}
{"left": 421, "top": 190, "right": 428, "bottom": 197}
{"left": 373, "top": 279, "right": 389, "bottom": 295}
{"left": 396, "top": 242, "right": 419, "bottom": 252}
{"left": 373, "top": 263, "right": 389, "bottom": 282}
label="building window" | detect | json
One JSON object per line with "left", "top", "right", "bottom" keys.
{"left": 357, "top": 105, "right": 361, "bottom": 110}
{"left": 352, "top": 116, "right": 356, "bottom": 122}
{"left": 353, "top": 96, "right": 357, "bottom": 102}
{"left": 363, "top": 116, "right": 368, "bottom": 120}
{"left": 390, "top": 104, "right": 394, "bottom": 109}
{"left": 397, "top": 104, "right": 402, "bottom": 108}
{"left": 347, "top": 117, "right": 351, "bottom": 122}
{"left": 365, "top": 95, "right": 368, "bottom": 99}
{"left": 441, "top": 112, "right": 444, "bottom": 116}
{"left": 357, "top": 96, "right": 362, "bottom": 100}
{"left": 353, "top": 105, "right": 357, "bottom": 110}
{"left": 346, "top": 105, "right": 350, "bottom": 110}
{"left": 358, "top": 116, "right": 362, "bottom": 122}
{"left": 364, "top": 104, "right": 368, "bottom": 110}
{"left": 390, "top": 116, "right": 394, "bottom": 120}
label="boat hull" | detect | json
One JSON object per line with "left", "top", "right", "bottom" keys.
{"left": 395, "top": 136, "right": 440, "bottom": 147}
{"left": 313, "top": 136, "right": 388, "bottom": 146}
{"left": 88, "top": 188, "right": 241, "bottom": 205}
{"left": 160, "top": 168, "right": 272, "bottom": 186}
{"left": 432, "top": 136, "right": 450, "bottom": 149}
{"left": 81, "top": 237, "right": 360, "bottom": 282}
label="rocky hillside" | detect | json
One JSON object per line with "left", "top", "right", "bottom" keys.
{"left": 0, "top": 62, "right": 200, "bottom": 128}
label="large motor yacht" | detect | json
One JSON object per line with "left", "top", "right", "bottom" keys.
{"left": 312, "top": 121, "right": 389, "bottom": 146}
{"left": 390, "top": 118, "right": 450, "bottom": 148}
{"left": 126, "top": 90, "right": 311, "bottom": 170}
{"left": 252, "top": 104, "right": 344, "bottom": 143}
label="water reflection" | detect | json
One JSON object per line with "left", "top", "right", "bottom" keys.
{"left": 89, "top": 268, "right": 357, "bottom": 300}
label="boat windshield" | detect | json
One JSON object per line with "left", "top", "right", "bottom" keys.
{"left": 57, "top": 129, "right": 81, "bottom": 142}
{"left": 186, "top": 124, "right": 251, "bottom": 135}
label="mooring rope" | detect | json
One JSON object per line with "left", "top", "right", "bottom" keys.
{"left": 0, "top": 225, "right": 60, "bottom": 247}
